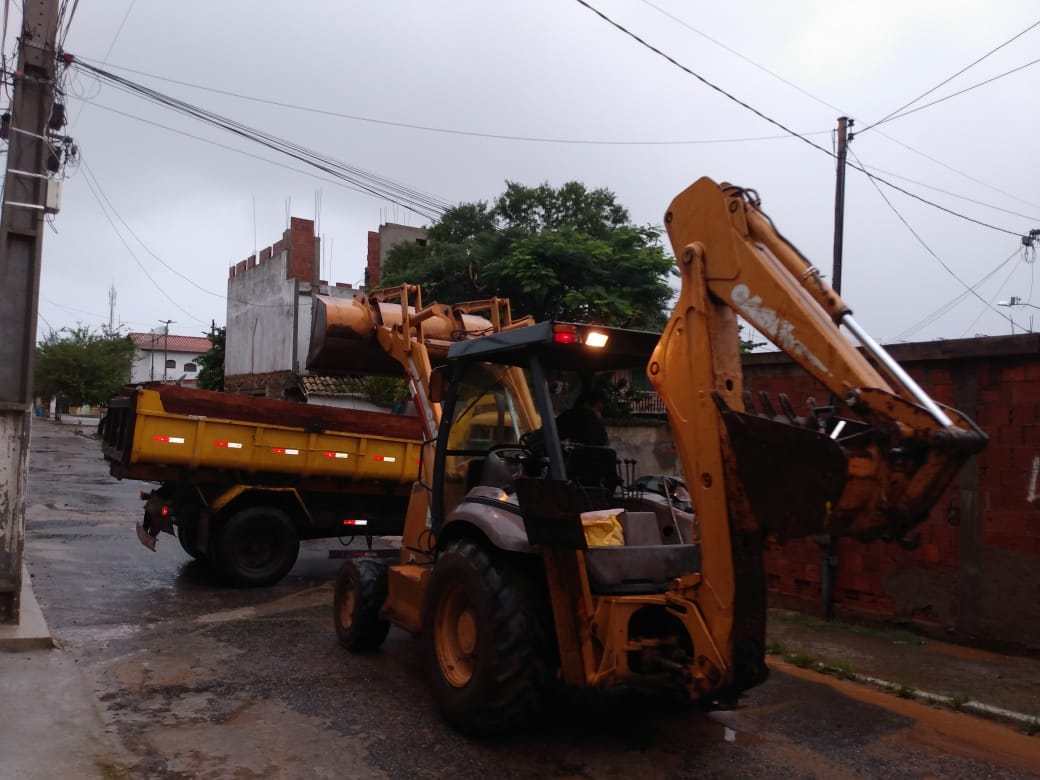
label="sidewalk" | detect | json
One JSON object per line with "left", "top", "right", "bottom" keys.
{"left": 767, "top": 608, "right": 1040, "bottom": 729}
{"left": 0, "top": 648, "right": 130, "bottom": 778}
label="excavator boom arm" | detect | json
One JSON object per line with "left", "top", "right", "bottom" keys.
{"left": 649, "top": 178, "right": 985, "bottom": 692}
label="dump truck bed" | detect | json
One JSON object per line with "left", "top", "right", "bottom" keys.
{"left": 100, "top": 384, "right": 423, "bottom": 488}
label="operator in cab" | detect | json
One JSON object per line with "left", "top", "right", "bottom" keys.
{"left": 555, "top": 388, "right": 609, "bottom": 446}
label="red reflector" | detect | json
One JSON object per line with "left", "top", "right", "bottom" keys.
{"left": 341, "top": 519, "right": 368, "bottom": 526}
{"left": 271, "top": 447, "right": 285, "bottom": 455}
{"left": 553, "top": 331, "right": 578, "bottom": 344}
{"left": 152, "top": 434, "right": 169, "bottom": 443}
{"left": 160, "top": 505, "right": 170, "bottom": 517}
{"left": 214, "top": 440, "right": 228, "bottom": 448}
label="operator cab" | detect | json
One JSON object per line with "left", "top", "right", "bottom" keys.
{"left": 431, "top": 321, "right": 699, "bottom": 595}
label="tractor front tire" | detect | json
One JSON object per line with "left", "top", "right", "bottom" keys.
{"left": 334, "top": 559, "right": 391, "bottom": 652}
{"left": 424, "top": 539, "right": 549, "bottom": 736}
{"left": 213, "top": 506, "right": 299, "bottom": 588}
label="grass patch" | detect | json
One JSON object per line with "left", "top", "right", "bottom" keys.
{"left": 765, "top": 641, "right": 786, "bottom": 656}
{"left": 783, "top": 652, "right": 817, "bottom": 669}
{"left": 1024, "top": 718, "right": 1040, "bottom": 737}
{"left": 950, "top": 694, "right": 969, "bottom": 711}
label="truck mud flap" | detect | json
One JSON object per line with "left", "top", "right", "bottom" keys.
{"left": 136, "top": 516, "right": 158, "bottom": 552}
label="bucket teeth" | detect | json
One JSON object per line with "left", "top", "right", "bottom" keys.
{"left": 742, "top": 391, "right": 757, "bottom": 414}
{"left": 758, "top": 392, "right": 777, "bottom": 418}
{"left": 778, "top": 393, "right": 798, "bottom": 423}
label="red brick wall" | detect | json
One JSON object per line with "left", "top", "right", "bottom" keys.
{"left": 366, "top": 231, "right": 380, "bottom": 289}
{"left": 743, "top": 334, "right": 1040, "bottom": 649}
{"left": 287, "top": 217, "right": 317, "bottom": 284}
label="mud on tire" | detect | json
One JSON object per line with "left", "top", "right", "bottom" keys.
{"left": 423, "top": 539, "right": 550, "bottom": 736}
{"left": 334, "top": 559, "right": 391, "bottom": 652}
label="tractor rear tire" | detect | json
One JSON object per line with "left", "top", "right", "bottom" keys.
{"left": 213, "top": 506, "right": 299, "bottom": 588}
{"left": 424, "top": 539, "right": 550, "bottom": 736}
{"left": 334, "top": 559, "right": 391, "bottom": 652}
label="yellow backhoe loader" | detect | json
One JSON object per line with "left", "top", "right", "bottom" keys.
{"left": 311, "top": 178, "right": 986, "bottom": 735}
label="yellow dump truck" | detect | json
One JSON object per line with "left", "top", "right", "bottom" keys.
{"left": 100, "top": 383, "right": 423, "bottom": 586}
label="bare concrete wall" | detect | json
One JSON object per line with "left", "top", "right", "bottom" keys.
{"left": 225, "top": 251, "right": 296, "bottom": 377}
{"left": 605, "top": 418, "right": 679, "bottom": 478}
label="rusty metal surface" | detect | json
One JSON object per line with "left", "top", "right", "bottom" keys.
{"left": 148, "top": 384, "right": 423, "bottom": 441}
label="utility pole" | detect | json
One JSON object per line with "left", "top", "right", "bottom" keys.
{"left": 831, "top": 116, "right": 852, "bottom": 294}
{"left": 821, "top": 115, "right": 852, "bottom": 621}
{"left": 0, "top": 0, "right": 60, "bottom": 624}
{"left": 159, "top": 320, "right": 174, "bottom": 382}
{"left": 108, "top": 284, "right": 118, "bottom": 331}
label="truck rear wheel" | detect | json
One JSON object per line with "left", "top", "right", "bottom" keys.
{"left": 214, "top": 506, "right": 299, "bottom": 588}
{"left": 333, "top": 559, "right": 390, "bottom": 652}
{"left": 177, "top": 521, "right": 204, "bottom": 561}
{"left": 424, "top": 539, "right": 549, "bottom": 736}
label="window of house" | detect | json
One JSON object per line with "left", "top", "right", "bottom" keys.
{"left": 183, "top": 362, "right": 197, "bottom": 372}
{"left": 415, "top": 238, "right": 427, "bottom": 247}
{"left": 166, "top": 359, "right": 176, "bottom": 369}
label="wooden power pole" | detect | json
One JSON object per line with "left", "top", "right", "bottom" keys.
{"left": 831, "top": 116, "right": 852, "bottom": 294}
{"left": 0, "top": 0, "right": 60, "bottom": 623}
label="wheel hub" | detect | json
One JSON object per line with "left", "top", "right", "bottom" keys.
{"left": 435, "top": 584, "right": 477, "bottom": 688}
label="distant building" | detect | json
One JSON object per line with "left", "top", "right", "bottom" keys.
{"left": 365, "top": 222, "right": 428, "bottom": 288}
{"left": 223, "top": 218, "right": 429, "bottom": 408}
{"left": 128, "top": 332, "right": 212, "bottom": 386}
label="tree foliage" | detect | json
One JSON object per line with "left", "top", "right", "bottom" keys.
{"left": 196, "top": 324, "right": 225, "bottom": 391}
{"left": 34, "top": 326, "right": 136, "bottom": 405}
{"left": 382, "top": 181, "right": 675, "bottom": 329}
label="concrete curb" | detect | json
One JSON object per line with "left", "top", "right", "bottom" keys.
{"left": 0, "top": 566, "right": 54, "bottom": 651}
{"left": 770, "top": 656, "right": 1040, "bottom": 731}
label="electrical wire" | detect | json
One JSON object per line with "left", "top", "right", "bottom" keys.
{"left": 57, "top": 0, "right": 80, "bottom": 49}
{"left": 857, "top": 161, "right": 1040, "bottom": 223}
{"left": 82, "top": 156, "right": 299, "bottom": 310}
{"left": 631, "top": 0, "right": 1040, "bottom": 213}
{"left": 79, "top": 162, "right": 208, "bottom": 325}
{"left": 895, "top": 247, "right": 1022, "bottom": 340}
{"left": 99, "top": 0, "right": 137, "bottom": 63}
{"left": 847, "top": 147, "right": 1020, "bottom": 333}
{"left": 859, "top": 17, "right": 1040, "bottom": 134}
{"left": 861, "top": 55, "right": 1040, "bottom": 132}
{"left": 573, "top": 0, "right": 1031, "bottom": 238}
{"left": 74, "top": 55, "right": 833, "bottom": 147}
{"left": 70, "top": 60, "right": 450, "bottom": 220}
{"left": 960, "top": 252, "right": 1024, "bottom": 336}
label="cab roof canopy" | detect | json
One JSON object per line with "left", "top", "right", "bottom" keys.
{"left": 446, "top": 321, "right": 660, "bottom": 373}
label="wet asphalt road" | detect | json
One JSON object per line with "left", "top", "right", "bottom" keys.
{"left": 22, "top": 420, "right": 1040, "bottom": 778}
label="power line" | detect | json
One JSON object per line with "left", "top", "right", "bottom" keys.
{"left": 79, "top": 161, "right": 208, "bottom": 325}
{"left": 573, "top": 0, "right": 1031, "bottom": 238}
{"left": 859, "top": 17, "right": 1040, "bottom": 134}
{"left": 70, "top": 96, "right": 390, "bottom": 204}
{"left": 99, "top": 0, "right": 137, "bottom": 62}
{"left": 861, "top": 55, "right": 1040, "bottom": 133}
{"left": 895, "top": 247, "right": 1022, "bottom": 340}
{"left": 635, "top": 0, "right": 844, "bottom": 115}
{"left": 70, "top": 60, "right": 451, "bottom": 220}
{"left": 848, "top": 147, "right": 1020, "bottom": 332}
{"left": 858, "top": 161, "right": 1040, "bottom": 223}
{"left": 75, "top": 56, "right": 832, "bottom": 147}
{"left": 960, "top": 252, "right": 1023, "bottom": 337}
{"left": 81, "top": 156, "right": 296, "bottom": 310}
{"left": 872, "top": 133, "right": 1040, "bottom": 211}
{"left": 632, "top": 0, "right": 1040, "bottom": 212}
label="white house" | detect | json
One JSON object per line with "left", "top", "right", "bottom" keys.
{"left": 129, "top": 332, "right": 213, "bottom": 386}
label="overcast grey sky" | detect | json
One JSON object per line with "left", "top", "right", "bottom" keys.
{"left": 34, "top": 0, "right": 1040, "bottom": 343}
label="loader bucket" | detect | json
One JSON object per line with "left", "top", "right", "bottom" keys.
{"left": 718, "top": 404, "right": 847, "bottom": 540}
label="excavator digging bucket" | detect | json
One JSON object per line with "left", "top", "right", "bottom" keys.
{"left": 717, "top": 403, "right": 848, "bottom": 540}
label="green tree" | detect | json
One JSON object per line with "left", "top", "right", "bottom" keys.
{"left": 382, "top": 181, "right": 675, "bottom": 329}
{"left": 34, "top": 325, "right": 136, "bottom": 405}
{"left": 196, "top": 324, "right": 225, "bottom": 391}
